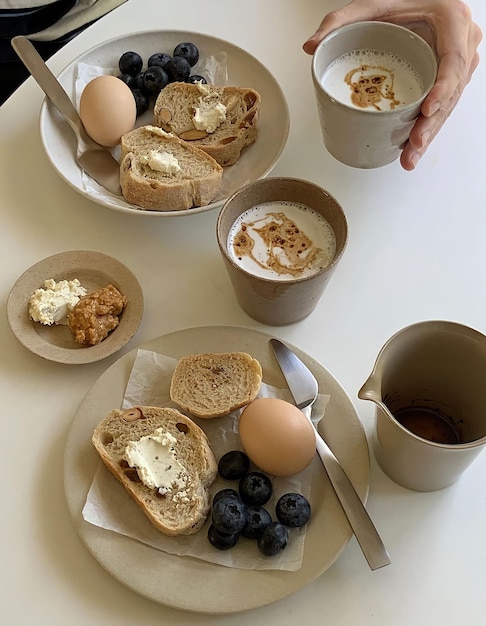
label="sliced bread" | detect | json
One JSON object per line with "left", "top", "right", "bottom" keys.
{"left": 92, "top": 406, "right": 218, "bottom": 536}
{"left": 153, "top": 82, "right": 261, "bottom": 166}
{"left": 120, "top": 125, "right": 223, "bottom": 211}
{"left": 169, "top": 352, "right": 263, "bottom": 419}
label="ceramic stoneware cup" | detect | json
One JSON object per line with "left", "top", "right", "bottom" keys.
{"left": 358, "top": 321, "right": 486, "bottom": 491}
{"left": 216, "top": 177, "right": 348, "bottom": 326}
{"left": 311, "top": 21, "right": 438, "bottom": 169}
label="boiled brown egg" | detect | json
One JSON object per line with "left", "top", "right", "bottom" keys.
{"left": 238, "top": 398, "right": 316, "bottom": 476}
{"left": 79, "top": 75, "right": 136, "bottom": 147}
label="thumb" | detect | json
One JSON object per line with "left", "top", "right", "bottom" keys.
{"left": 304, "top": 1, "right": 386, "bottom": 54}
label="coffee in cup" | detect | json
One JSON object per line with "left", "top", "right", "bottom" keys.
{"left": 359, "top": 320, "right": 486, "bottom": 491}
{"left": 321, "top": 49, "right": 425, "bottom": 112}
{"left": 227, "top": 200, "right": 336, "bottom": 281}
{"left": 217, "top": 178, "right": 347, "bottom": 326}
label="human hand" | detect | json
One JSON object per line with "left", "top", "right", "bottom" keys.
{"left": 303, "top": 0, "right": 482, "bottom": 170}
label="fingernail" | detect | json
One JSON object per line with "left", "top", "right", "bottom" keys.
{"left": 428, "top": 102, "right": 440, "bottom": 116}
{"left": 411, "top": 153, "right": 421, "bottom": 168}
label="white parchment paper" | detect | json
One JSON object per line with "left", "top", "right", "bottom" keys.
{"left": 82, "top": 349, "right": 330, "bottom": 571}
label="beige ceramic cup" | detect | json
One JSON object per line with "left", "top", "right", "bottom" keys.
{"left": 216, "top": 177, "right": 348, "bottom": 326}
{"left": 311, "top": 21, "right": 438, "bottom": 168}
{"left": 359, "top": 321, "right": 486, "bottom": 491}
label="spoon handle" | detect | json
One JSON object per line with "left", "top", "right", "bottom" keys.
{"left": 11, "top": 36, "right": 87, "bottom": 146}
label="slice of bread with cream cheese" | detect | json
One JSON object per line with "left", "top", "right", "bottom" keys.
{"left": 120, "top": 125, "right": 223, "bottom": 211}
{"left": 153, "top": 83, "right": 261, "bottom": 166}
{"left": 92, "top": 406, "right": 218, "bottom": 535}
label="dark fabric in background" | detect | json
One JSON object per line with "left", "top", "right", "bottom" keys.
{"left": 0, "top": 1, "right": 93, "bottom": 105}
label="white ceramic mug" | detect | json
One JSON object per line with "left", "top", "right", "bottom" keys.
{"left": 359, "top": 321, "right": 486, "bottom": 491}
{"left": 311, "top": 21, "right": 438, "bottom": 169}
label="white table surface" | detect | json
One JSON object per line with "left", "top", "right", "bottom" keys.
{"left": 1, "top": 1, "right": 485, "bottom": 624}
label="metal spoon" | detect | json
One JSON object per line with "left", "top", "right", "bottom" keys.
{"left": 11, "top": 36, "right": 122, "bottom": 196}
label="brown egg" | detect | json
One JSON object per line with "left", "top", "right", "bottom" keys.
{"left": 238, "top": 398, "right": 316, "bottom": 477}
{"left": 79, "top": 75, "right": 136, "bottom": 147}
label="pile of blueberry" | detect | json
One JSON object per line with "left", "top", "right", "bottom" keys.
{"left": 116, "top": 42, "right": 206, "bottom": 117}
{"left": 208, "top": 450, "right": 311, "bottom": 557}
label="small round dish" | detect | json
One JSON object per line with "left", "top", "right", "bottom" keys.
{"left": 7, "top": 250, "right": 144, "bottom": 364}
{"left": 39, "top": 30, "right": 290, "bottom": 217}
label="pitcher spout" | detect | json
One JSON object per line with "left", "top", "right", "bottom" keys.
{"left": 358, "top": 374, "right": 382, "bottom": 404}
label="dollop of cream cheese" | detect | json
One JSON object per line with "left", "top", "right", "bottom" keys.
{"left": 140, "top": 150, "right": 181, "bottom": 175}
{"left": 125, "top": 428, "right": 189, "bottom": 495}
{"left": 194, "top": 97, "right": 227, "bottom": 133}
{"left": 28, "top": 278, "right": 87, "bottom": 325}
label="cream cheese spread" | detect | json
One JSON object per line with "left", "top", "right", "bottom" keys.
{"left": 140, "top": 149, "right": 181, "bottom": 175}
{"left": 125, "top": 428, "right": 189, "bottom": 496}
{"left": 28, "top": 278, "right": 87, "bottom": 325}
{"left": 194, "top": 97, "right": 227, "bottom": 133}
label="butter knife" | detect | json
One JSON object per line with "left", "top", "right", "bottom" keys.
{"left": 11, "top": 36, "right": 122, "bottom": 196}
{"left": 270, "top": 338, "right": 391, "bottom": 571}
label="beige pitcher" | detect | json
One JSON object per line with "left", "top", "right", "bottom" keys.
{"left": 358, "top": 320, "right": 486, "bottom": 491}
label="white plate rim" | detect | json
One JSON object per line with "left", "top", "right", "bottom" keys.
{"left": 39, "top": 29, "right": 290, "bottom": 217}
{"left": 63, "top": 325, "right": 370, "bottom": 613}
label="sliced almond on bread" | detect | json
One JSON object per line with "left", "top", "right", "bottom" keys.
{"left": 119, "top": 125, "right": 223, "bottom": 211}
{"left": 169, "top": 352, "right": 263, "bottom": 419}
{"left": 153, "top": 83, "right": 261, "bottom": 167}
{"left": 92, "top": 406, "right": 218, "bottom": 535}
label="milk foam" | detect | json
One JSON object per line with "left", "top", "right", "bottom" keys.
{"left": 228, "top": 201, "right": 336, "bottom": 281}
{"left": 321, "top": 49, "right": 424, "bottom": 111}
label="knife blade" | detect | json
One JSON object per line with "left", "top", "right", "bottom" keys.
{"left": 11, "top": 36, "right": 122, "bottom": 196}
{"left": 270, "top": 338, "right": 391, "bottom": 571}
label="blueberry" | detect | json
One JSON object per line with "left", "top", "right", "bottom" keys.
{"left": 143, "top": 65, "right": 169, "bottom": 95}
{"left": 185, "top": 74, "right": 207, "bottom": 84}
{"left": 132, "top": 71, "right": 146, "bottom": 92}
{"left": 212, "top": 488, "right": 240, "bottom": 506}
{"left": 239, "top": 472, "right": 273, "bottom": 506}
{"left": 117, "top": 73, "right": 136, "bottom": 88}
{"left": 276, "top": 493, "right": 311, "bottom": 528}
{"left": 148, "top": 52, "right": 172, "bottom": 70}
{"left": 241, "top": 506, "right": 272, "bottom": 540}
{"left": 173, "top": 42, "right": 199, "bottom": 67}
{"left": 132, "top": 89, "right": 149, "bottom": 117}
{"left": 165, "top": 56, "right": 191, "bottom": 82}
{"left": 218, "top": 450, "right": 250, "bottom": 480}
{"left": 257, "top": 522, "right": 289, "bottom": 556}
{"left": 212, "top": 495, "right": 247, "bottom": 534}
{"left": 119, "top": 51, "right": 143, "bottom": 76}
{"left": 207, "top": 524, "right": 240, "bottom": 550}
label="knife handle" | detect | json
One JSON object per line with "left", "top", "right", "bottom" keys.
{"left": 315, "top": 433, "right": 391, "bottom": 570}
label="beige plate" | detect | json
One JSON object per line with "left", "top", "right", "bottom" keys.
{"left": 7, "top": 250, "right": 144, "bottom": 364}
{"left": 39, "top": 30, "right": 290, "bottom": 217}
{"left": 64, "top": 326, "right": 369, "bottom": 613}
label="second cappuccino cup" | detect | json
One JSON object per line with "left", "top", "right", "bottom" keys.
{"left": 311, "top": 21, "right": 438, "bottom": 169}
{"left": 216, "top": 177, "right": 348, "bottom": 326}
